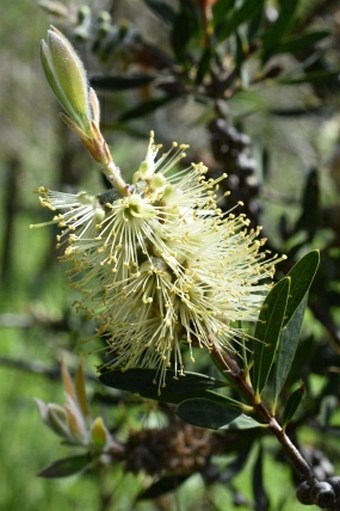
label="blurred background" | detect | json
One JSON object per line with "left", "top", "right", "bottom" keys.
{"left": 0, "top": 0, "right": 339, "bottom": 509}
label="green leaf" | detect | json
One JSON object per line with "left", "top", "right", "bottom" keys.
{"left": 247, "top": 8, "right": 264, "bottom": 42}
{"left": 215, "top": 0, "right": 265, "bottom": 41}
{"left": 99, "top": 368, "right": 228, "bottom": 405}
{"left": 274, "top": 294, "right": 308, "bottom": 400}
{"left": 142, "top": 0, "right": 176, "bottom": 25}
{"left": 171, "top": 1, "right": 200, "bottom": 61}
{"left": 278, "top": 70, "right": 339, "bottom": 85}
{"left": 252, "top": 445, "right": 269, "bottom": 511}
{"left": 221, "top": 438, "right": 255, "bottom": 482}
{"left": 38, "top": 454, "right": 92, "bottom": 478}
{"left": 271, "top": 30, "right": 330, "bottom": 56}
{"left": 228, "top": 0, "right": 265, "bottom": 37}
{"left": 119, "top": 96, "right": 175, "bottom": 121}
{"left": 91, "top": 74, "right": 156, "bottom": 91}
{"left": 262, "top": 0, "right": 299, "bottom": 61}
{"left": 283, "top": 250, "right": 320, "bottom": 326}
{"left": 318, "top": 395, "right": 338, "bottom": 429}
{"left": 138, "top": 475, "right": 189, "bottom": 500}
{"left": 252, "top": 277, "right": 290, "bottom": 398}
{"left": 212, "top": 0, "right": 235, "bottom": 26}
{"left": 295, "top": 169, "right": 319, "bottom": 235}
{"left": 273, "top": 251, "right": 319, "bottom": 400}
{"left": 176, "top": 398, "right": 263, "bottom": 430}
{"left": 269, "top": 106, "right": 322, "bottom": 117}
{"left": 282, "top": 383, "right": 304, "bottom": 426}
{"left": 195, "top": 47, "right": 212, "bottom": 84}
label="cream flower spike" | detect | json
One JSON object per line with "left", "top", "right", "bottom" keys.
{"left": 32, "top": 131, "right": 282, "bottom": 390}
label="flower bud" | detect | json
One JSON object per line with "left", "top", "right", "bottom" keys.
{"left": 90, "top": 417, "right": 112, "bottom": 450}
{"left": 35, "top": 399, "right": 69, "bottom": 439}
{"left": 41, "top": 25, "right": 92, "bottom": 135}
{"left": 46, "top": 404, "right": 70, "bottom": 438}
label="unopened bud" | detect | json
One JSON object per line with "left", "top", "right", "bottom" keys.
{"left": 90, "top": 417, "right": 111, "bottom": 449}
{"left": 41, "top": 26, "right": 93, "bottom": 135}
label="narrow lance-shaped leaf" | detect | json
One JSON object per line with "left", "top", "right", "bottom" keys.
{"left": 271, "top": 30, "right": 330, "bottom": 56}
{"left": 171, "top": 2, "right": 200, "bottom": 61}
{"left": 212, "top": 0, "right": 235, "bottom": 27}
{"left": 176, "top": 398, "right": 263, "bottom": 430}
{"left": 99, "top": 368, "right": 228, "bottom": 405}
{"left": 278, "top": 70, "right": 339, "bottom": 86}
{"left": 282, "top": 382, "right": 304, "bottom": 427}
{"left": 227, "top": 0, "right": 265, "bottom": 38}
{"left": 138, "top": 475, "right": 189, "bottom": 501}
{"left": 252, "top": 444, "right": 269, "bottom": 511}
{"left": 283, "top": 250, "right": 320, "bottom": 326}
{"left": 195, "top": 47, "right": 212, "bottom": 85}
{"left": 91, "top": 74, "right": 156, "bottom": 91}
{"left": 273, "top": 294, "right": 307, "bottom": 403}
{"left": 261, "top": 0, "right": 299, "bottom": 62}
{"left": 38, "top": 454, "right": 92, "bottom": 478}
{"left": 142, "top": 0, "right": 176, "bottom": 25}
{"left": 252, "top": 277, "right": 290, "bottom": 399}
{"left": 215, "top": 0, "right": 265, "bottom": 41}
{"left": 119, "top": 96, "right": 175, "bottom": 122}
{"left": 274, "top": 250, "right": 320, "bottom": 400}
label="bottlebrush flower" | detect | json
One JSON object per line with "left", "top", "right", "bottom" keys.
{"left": 32, "top": 132, "right": 280, "bottom": 388}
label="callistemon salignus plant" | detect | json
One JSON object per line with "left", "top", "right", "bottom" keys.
{"left": 32, "top": 27, "right": 281, "bottom": 388}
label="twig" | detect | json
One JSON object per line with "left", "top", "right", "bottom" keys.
{"left": 211, "top": 347, "right": 316, "bottom": 485}
{"left": 0, "top": 355, "right": 97, "bottom": 383}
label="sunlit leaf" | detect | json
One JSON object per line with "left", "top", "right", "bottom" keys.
{"left": 252, "top": 278, "right": 290, "bottom": 397}
{"left": 176, "top": 398, "right": 263, "bottom": 430}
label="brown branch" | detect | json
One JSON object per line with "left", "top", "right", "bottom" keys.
{"left": 211, "top": 347, "right": 316, "bottom": 485}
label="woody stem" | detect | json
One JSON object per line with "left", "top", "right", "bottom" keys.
{"left": 211, "top": 347, "right": 316, "bottom": 486}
